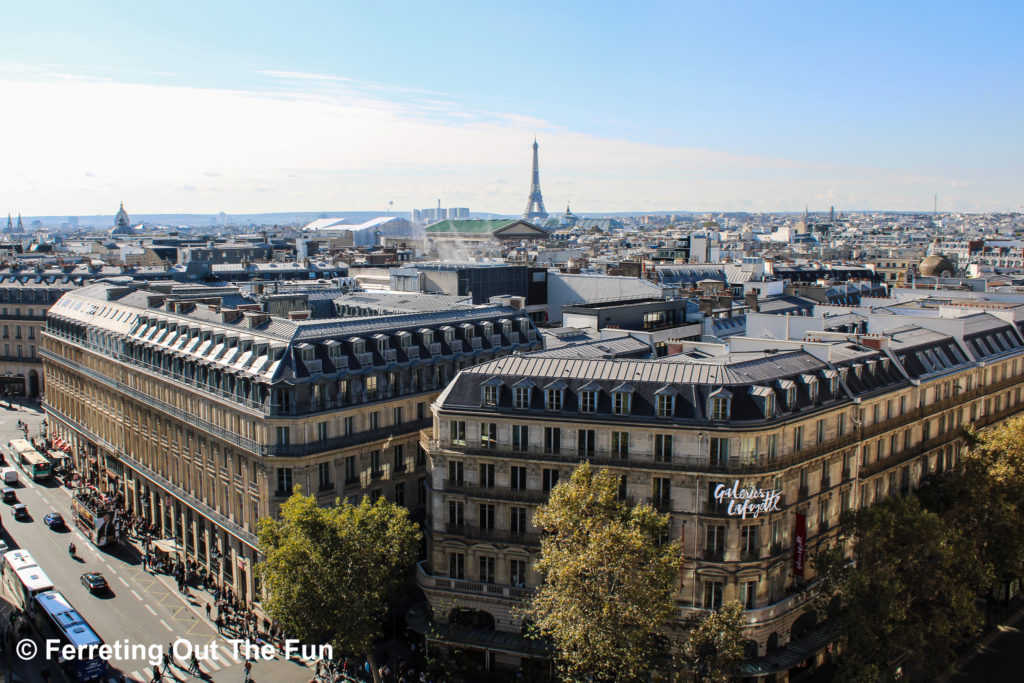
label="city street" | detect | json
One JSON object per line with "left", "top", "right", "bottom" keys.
{"left": 0, "top": 402, "right": 316, "bottom": 683}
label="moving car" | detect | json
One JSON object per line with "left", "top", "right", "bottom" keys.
{"left": 80, "top": 572, "right": 108, "bottom": 594}
{"left": 1, "top": 468, "right": 17, "bottom": 485}
{"left": 1, "top": 487, "right": 15, "bottom": 503}
{"left": 43, "top": 512, "right": 65, "bottom": 530}
{"left": 12, "top": 503, "right": 28, "bottom": 521}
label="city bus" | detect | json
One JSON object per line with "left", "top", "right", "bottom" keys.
{"left": 9, "top": 438, "right": 51, "bottom": 481}
{"left": 71, "top": 491, "right": 117, "bottom": 548}
{"left": 33, "top": 590, "right": 108, "bottom": 682}
{"left": 1, "top": 549, "right": 54, "bottom": 614}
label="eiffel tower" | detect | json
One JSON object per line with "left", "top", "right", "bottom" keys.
{"left": 522, "top": 139, "right": 548, "bottom": 221}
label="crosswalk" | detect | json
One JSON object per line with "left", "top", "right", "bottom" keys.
{"left": 111, "top": 645, "right": 249, "bottom": 682}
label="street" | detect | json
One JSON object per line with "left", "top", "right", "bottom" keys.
{"left": 0, "top": 401, "right": 316, "bottom": 683}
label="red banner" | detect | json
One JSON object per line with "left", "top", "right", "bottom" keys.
{"left": 793, "top": 513, "right": 807, "bottom": 576}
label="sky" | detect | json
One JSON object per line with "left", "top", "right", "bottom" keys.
{"left": 0, "top": 1, "right": 1021, "bottom": 217}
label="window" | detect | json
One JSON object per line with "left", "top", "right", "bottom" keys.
{"left": 479, "top": 556, "right": 495, "bottom": 584}
{"left": 709, "top": 437, "right": 729, "bottom": 467}
{"left": 578, "top": 429, "right": 596, "bottom": 456}
{"left": 370, "top": 450, "right": 381, "bottom": 476}
{"left": 394, "top": 482, "right": 405, "bottom": 506}
{"left": 808, "top": 380, "right": 819, "bottom": 403}
{"left": 510, "top": 506, "right": 527, "bottom": 534}
{"left": 578, "top": 391, "right": 597, "bottom": 414}
{"left": 345, "top": 456, "right": 357, "bottom": 484}
{"left": 479, "top": 463, "right": 495, "bottom": 489}
{"left": 483, "top": 385, "right": 498, "bottom": 406}
{"left": 816, "top": 419, "right": 825, "bottom": 444}
{"left": 448, "top": 500, "right": 465, "bottom": 528}
{"left": 276, "top": 468, "right": 293, "bottom": 496}
{"left": 654, "top": 434, "right": 673, "bottom": 463}
{"left": 545, "top": 389, "right": 563, "bottom": 411}
{"left": 275, "top": 426, "right": 290, "bottom": 446}
{"left": 480, "top": 423, "right": 497, "bottom": 449}
{"left": 510, "top": 466, "right": 527, "bottom": 490}
{"left": 449, "top": 420, "right": 466, "bottom": 446}
{"left": 543, "top": 427, "right": 561, "bottom": 454}
{"left": 479, "top": 503, "right": 495, "bottom": 530}
{"left": 542, "top": 468, "right": 559, "bottom": 492}
{"left": 317, "top": 422, "right": 328, "bottom": 442}
{"left": 448, "top": 460, "right": 464, "bottom": 485}
{"left": 706, "top": 525, "right": 725, "bottom": 559}
{"left": 448, "top": 552, "right": 465, "bottom": 579}
{"left": 510, "top": 559, "right": 526, "bottom": 586}
{"left": 656, "top": 394, "right": 675, "bottom": 417}
{"left": 837, "top": 413, "right": 846, "bottom": 437}
{"left": 365, "top": 375, "right": 378, "bottom": 400}
{"left": 711, "top": 396, "right": 730, "bottom": 420}
{"left": 770, "top": 519, "right": 781, "bottom": 551}
{"left": 512, "top": 424, "right": 529, "bottom": 451}
{"left": 703, "top": 581, "right": 724, "bottom": 610}
{"left": 740, "top": 580, "right": 758, "bottom": 609}
{"left": 393, "top": 445, "right": 405, "bottom": 472}
{"left": 613, "top": 392, "right": 632, "bottom": 415}
{"left": 653, "top": 477, "right": 671, "bottom": 509}
{"left": 786, "top": 386, "right": 796, "bottom": 408}
{"left": 766, "top": 433, "right": 778, "bottom": 460}
{"left": 514, "top": 386, "right": 531, "bottom": 409}
{"left": 393, "top": 406, "right": 403, "bottom": 424}
{"left": 740, "top": 525, "right": 758, "bottom": 559}
{"left": 611, "top": 431, "right": 629, "bottom": 458}
{"left": 344, "top": 416, "right": 355, "bottom": 436}
{"left": 794, "top": 426, "right": 804, "bottom": 451}
{"left": 318, "top": 462, "right": 332, "bottom": 491}
{"left": 369, "top": 411, "right": 380, "bottom": 431}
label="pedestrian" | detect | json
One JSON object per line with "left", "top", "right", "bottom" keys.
{"left": 151, "top": 665, "right": 162, "bottom": 683}
{"left": 216, "top": 614, "right": 223, "bottom": 633}
{"left": 243, "top": 660, "right": 252, "bottom": 682}
{"left": 205, "top": 602, "right": 212, "bottom": 620}
{"left": 189, "top": 653, "right": 200, "bottom": 675}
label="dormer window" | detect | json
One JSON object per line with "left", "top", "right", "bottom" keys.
{"left": 376, "top": 336, "right": 388, "bottom": 353}
{"left": 654, "top": 386, "right": 678, "bottom": 417}
{"left": 776, "top": 379, "right": 796, "bottom": 408}
{"left": 612, "top": 383, "right": 635, "bottom": 415}
{"left": 546, "top": 388, "right": 563, "bottom": 411}
{"left": 512, "top": 379, "right": 534, "bottom": 409}
{"left": 580, "top": 390, "right": 596, "bottom": 413}
{"left": 708, "top": 387, "right": 732, "bottom": 420}
{"left": 749, "top": 386, "right": 775, "bottom": 418}
{"left": 801, "top": 374, "right": 819, "bottom": 403}
{"left": 484, "top": 385, "right": 498, "bottom": 406}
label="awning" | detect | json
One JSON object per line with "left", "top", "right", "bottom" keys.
{"left": 151, "top": 538, "right": 182, "bottom": 556}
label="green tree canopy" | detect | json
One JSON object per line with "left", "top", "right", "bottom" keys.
{"left": 525, "top": 464, "right": 681, "bottom": 682}
{"left": 676, "top": 601, "right": 747, "bottom": 683}
{"left": 257, "top": 489, "right": 420, "bottom": 683}
{"left": 815, "top": 494, "right": 989, "bottom": 682}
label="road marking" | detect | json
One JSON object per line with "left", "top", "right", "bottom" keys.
{"left": 160, "top": 619, "right": 173, "bottom": 632}
{"left": 131, "top": 589, "right": 143, "bottom": 601}
{"left": 106, "top": 565, "right": 118, "bottom": 575}
{"left": 145, "top": 604, "right": 157, "bottom": 616}
{"left": 118, "top": 576, "right": 129, "bottom": 587}
{"left": 75, "top": 530, "right": 87, "bottom": 543}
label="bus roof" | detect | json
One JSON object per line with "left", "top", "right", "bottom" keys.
{"left": 34, "top": 591, "right": 102, "bottom": 648}
{"left": 4, "top": 550, "right": 54, "bottom": 592}
{"left": 8, "top": 439, "right": 34, "bottom": 453}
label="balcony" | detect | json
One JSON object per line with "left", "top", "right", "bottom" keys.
{"left": 441, "top": 524, "right": 540, "bottom": 546}
{"left": 797, "top": 485, "right": 810, "bottom": 500}
{"left": 416, "top": 561, "right": 533, "bottom": 601}
{"left": 441, "top": 479, "right": 550, "bottom": 504}
{"left": 702, "top": 548, "right": 725, "bottom": 562}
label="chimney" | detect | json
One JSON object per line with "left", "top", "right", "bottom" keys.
{"left": 745, "top": 291, "right": 760, "bottom": 313}
{"left": 147, "top": 295, "right": 165, "bottom": 308}
{"left": 221, "top": 309, "right": 242, "bottom": 323}
{"left": 287, "top": 310, "right": 311, "bottom": 320}
{"left": 699, "top": 297, "right": 714, "bottom": 317}
{"left": 717, "top": 294, "right": 734, "bottom": 316}
{"left": 244, "top": 312, "right": 269, "bottom": 328}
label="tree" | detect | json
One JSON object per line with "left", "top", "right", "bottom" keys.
{"left": 814, "top": 495, "right": 989, "bottom": 681}
{"left": 525, "top": 464, "right": 681, "bottom": 682}
{"left": 676, "top": 601, "right": 746, "bottom": 683}
{"left": 257, "top": 489, "right": 420, "bottom": 683}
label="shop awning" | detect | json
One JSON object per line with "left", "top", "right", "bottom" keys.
{"left": 151, "top": 538, "right": 182, "bottom": 556}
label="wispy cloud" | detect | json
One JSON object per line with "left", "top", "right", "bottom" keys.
{"left": 0, "top": 65, "right": 1004, "bottom": 215}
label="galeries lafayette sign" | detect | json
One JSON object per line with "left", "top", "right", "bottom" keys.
{"left": 713, "top": 481, "right": 783, "bottom": 519}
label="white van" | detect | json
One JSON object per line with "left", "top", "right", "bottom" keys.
{"left": 1, "top": 469, "right": 17, "bottom": 485}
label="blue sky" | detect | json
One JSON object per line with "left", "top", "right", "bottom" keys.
{"left": 0, "top": 1, "right": 1021, "bottom": 215}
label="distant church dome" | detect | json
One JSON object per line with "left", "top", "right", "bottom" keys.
{"left": 110, "top": 202, "right": 133, "bottom": 236}
{"left": 919, "top": 239, "right": 955, "bottom": 277}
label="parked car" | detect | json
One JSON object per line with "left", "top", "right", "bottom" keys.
{"left": 1, "top": 488, "right": 15, "bottom": 503}
{"left": 80, "top": 572, "right": 108, "bottom": 594}
{"left": 12, "top": 503, "right": 28, "bottom": 521}
{"left": 43, "top": 513, "right": 65, "bottom": 530}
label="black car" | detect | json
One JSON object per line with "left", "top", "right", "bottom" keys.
{"left": 43, "top": 513, "right": 65, "bottom": 529}
{"left": 12, "top": 504, "right": 28, "bottom": 521}
{"left": 80, "top": 572, "right": 108, "bottom": 594}
{"left": 1, "top": 488, "right": 14, "bottom": 503}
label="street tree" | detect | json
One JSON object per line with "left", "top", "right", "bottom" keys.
{"left": 257, "top": 488, "right": 420, "bottom": 683}
{"left": 815, "top": 494, "right": 989, "bottom": 681}
{"left": 525, "top": 463, "right": 681, "bottom": 682}
{"left": 675, "top": 601, "right": 747, "bottom": 683}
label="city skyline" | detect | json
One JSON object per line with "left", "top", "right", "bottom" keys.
{"left": 1, "top": 1, "right": 1021, "bottom": 216}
